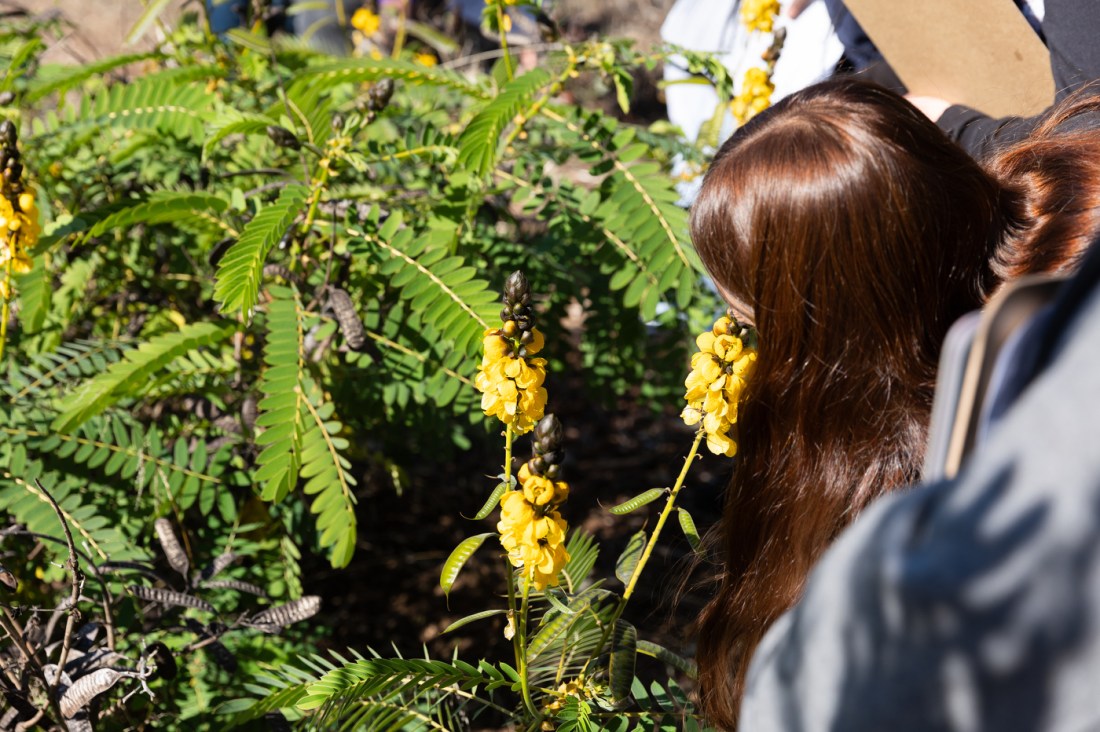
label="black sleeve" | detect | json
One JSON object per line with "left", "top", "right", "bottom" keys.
{"left": 936, "top": 104, "right": 1042, "bottom": 161}
{"left": 1044, "top": 0, "right": 1100, "bottom": 102}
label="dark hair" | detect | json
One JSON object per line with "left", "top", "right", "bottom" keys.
{"left": 690, "top": 79, "right": 1011, "bottom": 730}
{"left": 989, "top": 88, "right": 1100, "bottom": 280}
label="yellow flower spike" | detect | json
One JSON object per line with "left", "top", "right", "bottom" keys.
{"left": 522, "top": 474, "right": 556, "bottom": 506}
{"left": 350, "top": 7, "right": 381, "bottom": 35}
{"left": 683, "top": 314, "right": 757, "bottom": 456}
{"left": 11, "top": 253, "right": 32, "bottom": 275}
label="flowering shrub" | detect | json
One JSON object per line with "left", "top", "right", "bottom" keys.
{"left": 0, "top": 0, "right": 743, "bottom": 727}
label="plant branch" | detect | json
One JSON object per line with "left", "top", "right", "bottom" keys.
{"left": 34, "top": 479, "right": 84, "bottom": 700}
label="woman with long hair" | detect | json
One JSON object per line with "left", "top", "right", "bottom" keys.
{"left": 689, "top": 78, "right": 1020, "bottom": 729}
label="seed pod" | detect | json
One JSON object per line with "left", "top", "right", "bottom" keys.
{"left": 206, "top": 640, "right": 238, "bottom": 673}
{"left": 129, "top": 585, "right": 215, "bottom": 614}
{"left": 265, "top": 712, "right": 293, "bottom": 732}
{"left": 367, "top": 78, "right": 394, "bottom": 112}
{"left": 154, "top": 518, "right": 189, "bottom": 579}
{"left": 328, "top": 287, "right": 366, "bottom": 350}
{"left": 241, "top": 396, "right": 258, "bottom": 432}
{"left": 207, "top": 237, "right": 234, "bottom": 266}
{"left": 60, "top": 668, "right": 123, "bottom": 718}
{"left": 245, "top": 595, "right": 321, "bottom": 633}
{"left": 265, "top": 125, "right": 301, "bottom": 150}
{"left": 145, "top": 641, "right": 177, "bottom": 681}
{"left": 198, "top": 552, "right": 239, "bottom": 583}
{"left": 0, "top": 563, "right": 17, "bottom": 591}
{"left": 201, "top": 578, "right": 267, "bottom": 597}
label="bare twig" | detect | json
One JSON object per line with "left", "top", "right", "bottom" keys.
{"left": 33, "top": 480, "right": 84, "bottom": 700}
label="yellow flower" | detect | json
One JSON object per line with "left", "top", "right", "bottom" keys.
{"left": 414, "top": 51, "right": 437, "bottom": 67}
{"left": 682, "top": 316, "right": 757, "bottom": 457}
{"left": 730, "top": 66, "right": 775, "bottom": 125}
{"left": 740, "top": 0, "right": 780, "bottom": 33}
{"left": 350, "top": 7, "right": 381, "bottom": 36}
{"left": 497, "top": 489, "right": 570, "bottom": 591}
{"left": 476, "top": 327, "right": 549, "bottom": 434}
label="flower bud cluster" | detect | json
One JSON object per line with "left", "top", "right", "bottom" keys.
{"left": 730, "top": 67, "right": 776, "bottom": 125}
{"left": 0, "top": 120, "right": 37, "bottom": 290}
{"left": 475, "top": 271, "right": 548, "bottom": 434}
{"left": 497, "top": 415, "right": 571, "bottom": 591}
{"left": 740, "top": 0, "right": 780, "bottom": 33}
{"left": 681, "top": 315, "right": 757, "bottom": 457}
{"left": 731, "top": 0, "right": 782, "bottom": 125}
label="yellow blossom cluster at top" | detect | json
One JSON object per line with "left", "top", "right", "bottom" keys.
{"left": 350, "top": 7, "right": 381, "bottom": 36}
{"left": 681, "top": 315, "right": 757, "bottom": 457}
{"left": 730, "top": 66, "right": 776, "bottom": 125}
{"left": 740, "top": 0, "right": 781, "bottom": 33}
{"left": 476, "top": 326, "right": 548, "bottom": 434}
{"left": 0, "top": 192, "right": 37, "bottom": 280}
{"left": 498, "top": 460, "right": 570, "bottom": 591}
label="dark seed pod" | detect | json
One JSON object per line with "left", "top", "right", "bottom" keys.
{"left": 207, "top": 237, "right": 234, "bottom": 267}
{"left": 241, "top": 396, "right": 258, "bottom": 432}
{"left": 328, "top": 288, "right": 366, "bottom": 350}
{"left": 245, "top": 595, "right": 321, "bottom": 633}
{"left": 367, "top": 78, "right": 395, "bottom": 112}
{"left": 201, "top": 578, "right": 267, "bottom": 597}
{"left": 206, "top": 639, "right": 238, "bottom": 673}
{"left": 154, "top": 518, "right": 189, "bottom": 580}
{"left": 265, "top": 125, "right": 301, "bottom": 150}
{"left": 129, "top": 585, "right": 215, "bottom": 614}
{"left": 198, "top": 552, "right": 239, "bottom": 584}
{"left": 265, "top": 712, "right": 293, "bottom": 732}
{"left": 145, "top": 641, "right": 177, "bottom": 681}
{"left": 60, "top": 668, "right": 123, "bottom": 718}
{"left": 0, "top": 563, "right": 17, "bottom": 592}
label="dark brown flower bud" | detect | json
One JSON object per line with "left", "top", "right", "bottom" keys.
{"left": 500, "top": 306, "right": 513, "bottom": 321}
{"left": 0, "top": 92, "right": 13, "bottom": 106}
{"left": 0, "top": 120, "right": 15, "bottom": 145}
{"left": 545, "top": 464, "right": 561, "bottom": 479}
{"left": 520, "top": 330, "right": 534, "bottom": 344}
{"left": 503, "top": 270, "right": 529, "bottom": 305}
{"left": 265, "top": 125, "right": 301, "bottom": 150}
{"left": 502, "top": 320, "right": 518, "bottom": 337}
{"left": 534, "top": 414, "right": 563, "bottom": 450}
{"left": 367, "top": 79, "right": 395, "bottom": 112}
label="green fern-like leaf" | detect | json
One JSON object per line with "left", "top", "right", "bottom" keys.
{"left": 254, "top": 287, "right": 358, "bottom": 568}
{"left": 51, "top": 321, "right": 235, "bottom": 433}
{"left": 0, "top": 450, "right": 147, "bottom": 562}
{"left": 214, "top": 184, "right": 310, "bottom": 318}
{"left": 292, "top": 57, "right": 489, "bottom": 100}
{"left": 457, "top": 68, "right": 552, "bottom": 176}
{"left": 25, "top": 52, "right": 163, "bottom": 102}
{"left": 4, "top": 339, "right": 129, "bottom": 403}
{"left": 354, "top": 213, "right": 498, "bottom": 358}
{"left": 88, "top": 191, "right": 234, "bottom": 238}
{"left": 202, "top": 110, "right": 280, "bottom": 160}
{"left": 44, "top": 76, "right": 214, "bottom": 144}
{"left": 297, "top": 656, "right": 511, "bottom": 714}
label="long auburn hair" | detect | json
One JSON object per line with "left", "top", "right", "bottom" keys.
{"left": 988, "top": 88, "right": 1100, "bottom": 280}
{"left": 690, "top": 80, "right": 1013, "bottom": 730}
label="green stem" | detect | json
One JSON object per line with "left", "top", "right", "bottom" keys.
{"left": 0, "top": 257, "right": 12, "bottom": 365}
{"left": 517, "top": 577, "right": 540, "bottom": 721}
{"left": 495, "top": 3, "right": 514, "bottom": 82}
{"left": 622, "top": 427, "right": 705, "bottom": 601}
{"left": 582, "top": 428, "right": 705, "bottom": 676}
